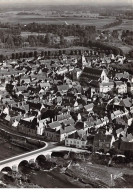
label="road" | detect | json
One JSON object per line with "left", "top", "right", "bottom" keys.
{"left": 0, "top": 125, "right": 87, "bottom": 167}
{"left": 0, "top": 125, "right": 55, "bottom": 166}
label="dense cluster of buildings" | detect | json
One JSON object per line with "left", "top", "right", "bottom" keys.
{"left": 0, "top": 51, "right": 133, "bottom": 155}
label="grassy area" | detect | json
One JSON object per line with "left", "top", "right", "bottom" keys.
{"left": 0, "top": 11, "right": 115, "bottom": 28}
{"left": 103, "top": 41, "right": 133, "bottom": 54}
{"left": 68, "top": 161, "right": 133, "bottom": 188}
{"left": 106, "top": 19, "right": 133, "bottom": 31}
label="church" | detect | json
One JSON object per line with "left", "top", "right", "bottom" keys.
{"left": 80, "top": 67, "right": 109, "bottom": 84}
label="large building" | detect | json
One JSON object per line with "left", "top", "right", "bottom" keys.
{"left": 80, "top": 67, "right": 109, "bottom": 85}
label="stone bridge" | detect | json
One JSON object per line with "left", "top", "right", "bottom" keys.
{"left": 0, "top": 142, "right": 55, "bottom": 172}
{"left": 0, "top": 127, "right": 87, "bottom": 173}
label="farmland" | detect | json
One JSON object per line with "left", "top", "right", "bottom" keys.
{"left": 0, "top": 11, "right": 116, "bottom": 29}
{"left": 105, "top": 19, "right": 133, "bottom": 31}
{"left": 0, "top": 11, "right": 132, "bottom": 31}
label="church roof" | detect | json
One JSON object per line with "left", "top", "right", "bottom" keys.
{"left": 83, "top": 67, "right": 103, "bottom": 76}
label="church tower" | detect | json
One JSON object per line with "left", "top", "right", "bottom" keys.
{"left": 78, "top": 54, "right": 88, "bottom": 70}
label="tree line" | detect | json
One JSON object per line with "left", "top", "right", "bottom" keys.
{"left": 103, "top": 19, "right": 122, "bottom": 29}
{"left": 0, "top": 43, "right": 124, "bottom": 62}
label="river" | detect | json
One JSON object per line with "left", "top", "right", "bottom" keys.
{"left": 0, "top": 138, "right": 28, "bottom": 161}
{"left": 0, "top": 137, "right": 82, "bottom": 188}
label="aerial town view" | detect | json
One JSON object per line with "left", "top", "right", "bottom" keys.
{"left": 0, "top": 0, "right": 133, "bottom": 190}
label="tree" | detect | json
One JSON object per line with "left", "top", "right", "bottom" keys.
{"left": 19, "top": 52, "right": 23, "bottom": 58}
{"left": 34, "top": 51, "right": 38, "bottom": 58}
{"left": 23, "top": 52, "right": 26, "bottom": 58}
{"left": 60, "top": 35, "right": 65, "bottom": 46}
{"left": 112, "top": 30, "right": 119, "bottom": 39}
{"left": 29, "top": 51, "right": 33, "bottom": 58}
{"left": 45, "top": 51, "right": 48, "bottom": 56}
{"left": 48, "top": 51, "right": 51, "bottom": 56}
{"left": 41, "top": 50, "right": 44, "bottom": 57}
{"left": 11, "top": 53, "right": 16, "bottom": 59}
{"left": 44, "top": 33, "right": 51, "bottom": 45}
{"left": 16, "top": 53, "right": 19, "bottom": 59}
{"left": 0, "top": 54, "right": 4, "bottom": 62}
{"left": 6, "top": 35, "right": 14, "bottom": 48}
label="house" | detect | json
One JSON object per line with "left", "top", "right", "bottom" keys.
{"left": 127, "top": 82, "right": 133, "bottom": 94}
{"left": 40, "top": 82, "right": 51, "bottom": 90}
{"left": 84, "top": 103, "right": 94, "bottom": 112}
{"left": 61, "top": 118, "right": 75, "bottom": 127}
{"left": 114, "top": 81, "right": 127, "bottom": 94}
{"left": 44, "top": 124, "right": 76, "bottom": 142}
{"left": 130, "top": 106, "right": 133, "bottom": 114}
{"left": 44, "top": 128, "right": 60, "bottom": 142}
{"left": 115, "top": 72, "right": 129, "bottom": 81}
{"left": 101, "top": 116, "right": 109, "bottom": 126}
{"left": 73, "top": 68, "right": 82, "bottom": 81}
{"left": 60, "top": 125, "right": 76, "bottom": 141}
{"left": 65, "top": 131, "right": 89, "bottom": 149}
{"left": 116, "top": 128, "right": 126, "bottom": 138}
{"left": 56, "top": 67, "right": 68, "bottom": 75}
{"left": 119, "top": 97, "right": 132, "bottom": 109}
{"left": 18, "top": 116, "right": 38, "bottom": 136}
{"left": 111, "top": 110, "right": 124, "bottom": 120}
{"left": 93, "top": 133, "right": 115, "bottom": 152}
{"left": 48, "top": 121, "right": 61, "bottom": 131}
{"left": 99, "top": 81, "right": 114, "bottom": 93}
{"left": 75, "top": 121, "right": 89, "bottom": 137}
{"left": 57, "top": 85, "right": 69, "bottom": 93}
{"left": 56, "top": 113, "right": 72, "bottom": 122}
{"left": 95, "top": 119, "right": 103, "bottom": 129}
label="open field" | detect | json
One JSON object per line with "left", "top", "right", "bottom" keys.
{"left": 103, "top": 41, "right": 133, "bottom": 54}
{"left": 0, "top": 11, "right": 115, "bottom": 28}
{"left": 106, "top": 19, "right": 133, "bottom": 31}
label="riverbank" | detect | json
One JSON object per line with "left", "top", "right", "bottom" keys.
{"left": 0, "top": 152, "right": 133, "bottom": 188}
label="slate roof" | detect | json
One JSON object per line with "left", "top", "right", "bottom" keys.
{"left": 82, "top": 67, "right": 103, "bottom": 76}
{"left": 57, "top": 85, "right": 69, "bottom": 92}
{"left": 57, "top": 113, "right": 71, "bottom": 121}
{"left": 19, "top": 117, "right": 37, "bottom": 130}
{"left": 45, "top": 128, "right": 60, "bottom": 134}
{"left": 48, "top": 121, "right": 61, "bottom": 129}
{"left": 67, "top": 131, "right": 80, "bottom": 139}
{"left": 60, "top": 125, "right": 76, "bottom": 134}
{"left": 94, "top": 133, "right": 112, "bottom": 142}
{"left": 84, "top": 103, "right": 94, "bottom": 111}
{"left": 100, "top": 82, "right": 114, "bottom": 86}
{"left": 120, "top": 98, "right": 132, "bottom": 108}
{"left": 62, "top": 118, "right": 75, "bottom": 126}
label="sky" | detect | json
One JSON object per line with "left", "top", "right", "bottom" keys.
{"left": 0, "top": 0, "right": 132, "bottom": 5}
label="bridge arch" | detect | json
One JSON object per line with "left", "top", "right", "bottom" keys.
{"left": 1, "top": 166, "right": 12, "bottom": 173}
{"left": 35, "top": 154, "right": 46, "bottom": 166}
{"left": 18, "top": 160, "right": 29, "bottom": 168}
{"left": 18, "top": 160, "right": 30, "bottom": 173}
